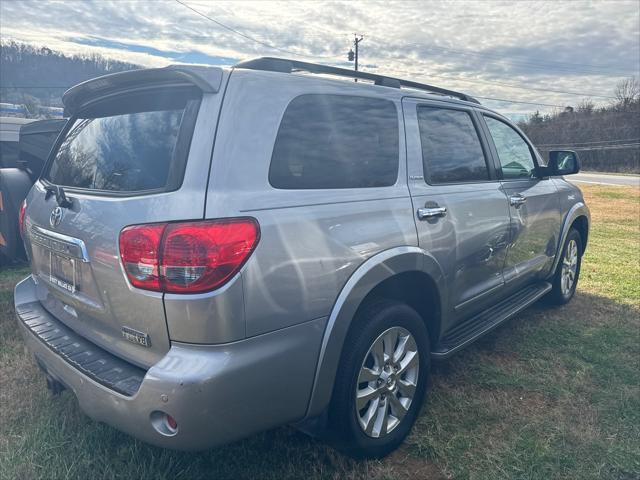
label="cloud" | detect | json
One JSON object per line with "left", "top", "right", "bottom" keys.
{"left": 1, "top": 0, "right": 638, "bottom": 115}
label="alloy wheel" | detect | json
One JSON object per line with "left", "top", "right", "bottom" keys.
{"left": 561, "top": 238, "right": 578, "bottom": 296}
{"left": 355, "top": 326, "right": 420, "bottom": 438}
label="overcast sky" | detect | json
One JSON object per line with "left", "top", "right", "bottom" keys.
{"left": 1, "top": 0, "right": 639, "bottom": 117}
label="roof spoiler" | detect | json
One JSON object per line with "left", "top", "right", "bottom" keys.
{"left": 62, "top": 65, "right": 223, "bottom": 116}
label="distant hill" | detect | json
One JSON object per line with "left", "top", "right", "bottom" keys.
{"left": 0, "top": 41, "right": 140, "bottom": 114}
{"left": 518, "top": 78, "right": 639, "bottom": 173}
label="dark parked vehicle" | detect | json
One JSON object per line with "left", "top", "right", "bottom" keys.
{"left": 14, "top": 59, "right": 589, "bottom": 457}
{"left": 0, "top": 116, "right": 32, "bottom": 168}
{"left": 0, "top": 118, "right": 65, "bottom": 264}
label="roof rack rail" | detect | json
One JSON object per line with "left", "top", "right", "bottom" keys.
{"left": 234, "top": 57, "right": 480, "bottom": 105}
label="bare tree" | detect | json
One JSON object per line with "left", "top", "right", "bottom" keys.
{"left": 614, "top": 77, "right": 640, "bottom": 108}
{"left": 576, "top": 99, "right": 595, "bottom": 114}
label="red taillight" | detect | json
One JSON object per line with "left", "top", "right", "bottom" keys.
{"left": 119, "top": 218, "right": 259, "bottom": 293}
{"left": 18, "top": 200, "right": 27, "bottom": 237}
{"left": 119, "top": 224, "right": 165, "bottom": 291}
{"left": 161, "top": 219, "right": 259, "bottom": 293}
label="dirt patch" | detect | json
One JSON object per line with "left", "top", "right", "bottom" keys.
{"left": 370, "top": 448, "right": 449, "bottom": 480}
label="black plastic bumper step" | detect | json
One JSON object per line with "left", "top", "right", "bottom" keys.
{"left": 432, "top": 282, "right": 551, "bottom": 359}
{"left": 16, "top": 303, "right": 146, "bottom": 396}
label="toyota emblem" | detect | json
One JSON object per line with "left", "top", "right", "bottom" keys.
{"left": 50, "top": 206, "right": 63, "bottom": 228}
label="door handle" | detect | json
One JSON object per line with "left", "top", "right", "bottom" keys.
{"left": 509, "top": 194, "right": 527, "bottom": 208}
{"left": 417, "top": 206, "right": 447, "bottom": 220}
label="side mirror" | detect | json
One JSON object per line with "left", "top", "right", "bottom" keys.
{"left": 548, "top": 150, "right": 580, "bottom": 176}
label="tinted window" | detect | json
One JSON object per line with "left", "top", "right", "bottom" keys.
{"left": 46, "top": 89, "right": 200, "bottom": 192}
{"left": 417, "top": 107, "right": 489, "bottom": 184}
{"left": 484, "top": 116, "right": 536, "bottom": 179}
{"left": 0, "top": 141, "right": 20, "bottom": 168}
{"left": 269, "top": 94, "right": 399, "bottom": 189}
{"left": 19, "top": 131, "right": 62, "bottom": 177}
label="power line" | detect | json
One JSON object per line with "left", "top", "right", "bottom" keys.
{"left": 420, "top": 43, "right": 632, "bottom": 71}
{"left": 168, "top": 6, "right": 606, "bottom": 108}
{"left": 538, "top": 141, "right": 640, "bottom": 147}
{"left": 475, "top": 96, "right": 567, "bottom": 108}
{"left": 400, "top": 43, "right": 638, "bottom": 77}
{"left": 537, "top": 138, "right": 640, "bottom": 147}
{"left": 534, "top": 143, "right": 640, "bottom": 151}
{"left": 518, "top": 111, "right": 640, "bottom": 123}
{"left": 174, "top": 0, "right": 340, "bottom": 60}
{"left": 423, "top": 74, "right": 616, "bottom": 100}
{"left": 176, "top": 3, "right": 637, "bottom": 76}
{"left": 381, "top": 67, "right": 617, "bottom": 100}
{"left": 0, "top": 45, "right": 630, "bottom": 110}
{"left": 565, "top": 144, "right": 640, "bottom": 151}
{"left": 3, "top": 5, "right": 630, "bottom": 108}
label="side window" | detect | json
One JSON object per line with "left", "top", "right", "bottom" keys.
{"left": 417, "top": 106, "right": 489, "bottom": 184}
{"left": 269, "top": 94, "right": 399, "bottom": 189}
{"left": 484, "top": 116, "right": 536, "bottom": 179}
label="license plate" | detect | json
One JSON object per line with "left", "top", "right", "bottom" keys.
{"left": 49, "top": 251, "right": 78, "bottom": 294}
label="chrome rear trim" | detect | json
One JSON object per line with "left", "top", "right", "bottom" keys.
{"left": 30, "top": 225, "right": 90, "bottom": 262}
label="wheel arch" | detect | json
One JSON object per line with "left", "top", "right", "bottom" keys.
{"left": 571, "top": 215, "right": 589, "bottom": 253}
{"left": 304, "top": 246, "right": 446, "bottom": 419}
{"left": 357, "top": 271, "right": 441, "bottom": 349}
{"left": 547, "top": 202, "right": 590, "bottom": 279}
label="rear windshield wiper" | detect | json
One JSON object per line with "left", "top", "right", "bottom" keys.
{"left": 44, "top": 185, "right": 73, "bottom": 208}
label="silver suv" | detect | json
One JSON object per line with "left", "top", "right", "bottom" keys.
{"left": 14, "top": 58, "right": 589, "bottom": 458}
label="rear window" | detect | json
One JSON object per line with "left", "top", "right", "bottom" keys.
{"left": 269, "top": 94, "right": 399, "bottom": 189}
{"left": 417, "top": 106, "right": 489, "bottom": 184}
{"left": 45, "top": 88, "right": 200, "bottom": 193}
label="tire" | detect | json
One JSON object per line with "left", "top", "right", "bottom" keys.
{"left": 547, "top": 228, "right": 582, "bottom": 305}
{"left": 0, "top": 168, "right": 32, "bottom": 263}
{"left": 328, "top": 299, "right": 430, "bottom": 458}
{"left": 0, "top": 204, "right": 21, "bottom": 263}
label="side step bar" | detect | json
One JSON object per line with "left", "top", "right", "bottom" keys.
{"left": 432, "top": 282, "right": 552, "bottom": 360}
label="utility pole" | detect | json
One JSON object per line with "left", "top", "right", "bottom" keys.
{"left": 347, "top": 34, "right": 364, "bottom": 81}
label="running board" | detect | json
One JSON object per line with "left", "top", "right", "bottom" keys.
{"left": 431, "top": 282, "right": 552, "bottom": 360}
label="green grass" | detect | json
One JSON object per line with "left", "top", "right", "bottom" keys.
{"left": 590, "top": 189, "right": 627, "bottom": 200}
{"left": 1, "top": 184, "right": 638, "bottom": 480}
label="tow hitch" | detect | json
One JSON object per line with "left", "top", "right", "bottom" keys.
{"left": 35, "top": 356, "right": 66, "bottom": 395}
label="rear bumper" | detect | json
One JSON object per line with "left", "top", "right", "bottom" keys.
{"left": 15, "top": 275, "right": 326, "bottom": 450}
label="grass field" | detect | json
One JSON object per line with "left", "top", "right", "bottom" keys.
{"left": 0, "top": 184, "right": 638, "bottom": 480}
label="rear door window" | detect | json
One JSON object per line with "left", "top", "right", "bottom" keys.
{"left": 269, "top": 94, "right": 399, "bottom": 189}
{"left": 417, "top": 106, "right": 490, "bottom": 184}
{"left": 45, "top": 88, "right": 200, "bottom": 193}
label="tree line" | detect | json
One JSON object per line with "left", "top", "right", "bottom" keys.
{"left": 0, "top": 40, "right": 139, "bottom": 114}
{"left": 518, "top": 78, "right": 639, "bottom": 173}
